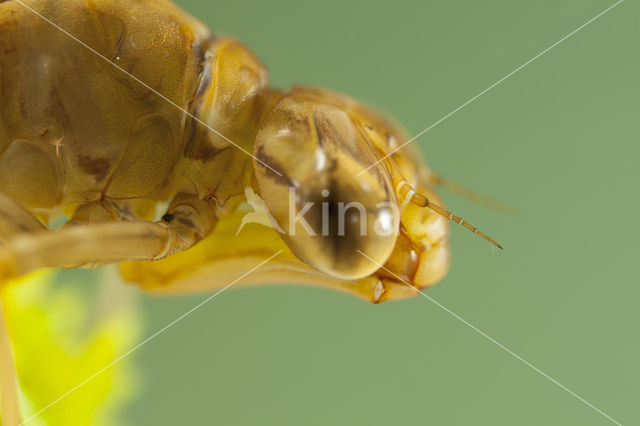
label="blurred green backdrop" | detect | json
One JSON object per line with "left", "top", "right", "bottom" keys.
{"left": 66, "top": 0, "right": 638, "bottom": 424}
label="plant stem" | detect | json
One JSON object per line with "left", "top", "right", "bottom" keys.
{"left": 0, "top": 290, "right": 21, "bottom": 426}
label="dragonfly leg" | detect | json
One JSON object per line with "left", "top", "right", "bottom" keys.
{"left": 0, "top": 194, "right": 218, "bottom": 282}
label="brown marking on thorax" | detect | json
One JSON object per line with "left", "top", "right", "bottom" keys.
{"left": 77, "top": 154, "right": 111, "bottom": 182}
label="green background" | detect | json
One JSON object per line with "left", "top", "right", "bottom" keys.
{"left": 110, "top": 0, "right": 636, "bottom": 425}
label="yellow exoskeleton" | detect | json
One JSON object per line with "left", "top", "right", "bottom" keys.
{"left": 0, "top": 0, "right": 501, "bottom": 304}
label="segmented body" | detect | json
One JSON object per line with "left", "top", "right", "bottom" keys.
{"left": 0, "top": 0, "right": 268, "bottom": 220}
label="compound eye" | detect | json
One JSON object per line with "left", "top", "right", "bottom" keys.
{"left": 254, "top": 95, "right": 398, "bottom": 280}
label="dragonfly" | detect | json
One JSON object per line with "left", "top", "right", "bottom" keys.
{"left": 0, "top": 0, "right": 502, "bottom": 306}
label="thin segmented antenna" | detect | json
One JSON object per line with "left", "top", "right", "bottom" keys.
{"left": 427, "top": 174, "right": 517, "bottom": 216}
{"left": 397, "top": 181, "right": 503, "bottom": 250}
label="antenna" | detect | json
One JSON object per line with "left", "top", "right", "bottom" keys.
{"left": 427, "top": 174, "right": 516, "bottom": 216}
{"left": 396, "top": 181, "right": 503, "bottom": 249}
